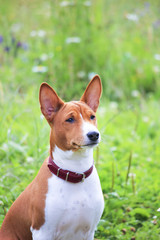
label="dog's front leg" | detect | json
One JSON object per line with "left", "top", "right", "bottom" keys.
{"left": 86, "top": 232, "right": 95, "bottom": 240}
{"left": 31, "top": 227, "right": 56, "bottom": 240}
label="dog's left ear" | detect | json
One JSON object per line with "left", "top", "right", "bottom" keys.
{"left": 80, "top": 75, "right": 102, "bottom": 112}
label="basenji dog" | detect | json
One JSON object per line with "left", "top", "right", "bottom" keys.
{"left": 0, "top": 75, "right": 104, "bottom": 240}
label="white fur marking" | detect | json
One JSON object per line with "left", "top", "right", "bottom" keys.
{"left": 31, "top": 146, "right": 104, "bottom": 240}
{"left": 82, "top": 120, "right": 101, "bottom": 145}
{"left": 53, "top": 145, "right": 94, "bottom": 172}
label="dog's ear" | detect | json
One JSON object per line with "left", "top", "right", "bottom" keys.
{"left": 39, "top": 83, "right": 64, "bottom": 124}
{"left": 80, "top": 75, "right": 102, "bottom": 112}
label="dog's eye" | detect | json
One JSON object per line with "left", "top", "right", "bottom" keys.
{"left": 66, "top": 117, "right": 75, "bottom": 123}
{"left": 90, "top": 115, "right": 95, "bottom": 120}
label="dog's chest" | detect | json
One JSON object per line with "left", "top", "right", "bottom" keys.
{"left": 31, "top": 167, "right": 104, "bottom": 240}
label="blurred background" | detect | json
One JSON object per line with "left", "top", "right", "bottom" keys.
{"left": 0, "top": 0, "right": 160, "bottom": 100}
{"left": 0, "top": 1, "right": 160, "bottom": 239}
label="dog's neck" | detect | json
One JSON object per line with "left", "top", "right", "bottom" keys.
{"left": 52, "top": 145, "right": 94, "bottom": 173}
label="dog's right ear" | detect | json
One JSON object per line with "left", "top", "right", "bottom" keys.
{"left": 39, "top": 83, "right": 64, "bottom": 124}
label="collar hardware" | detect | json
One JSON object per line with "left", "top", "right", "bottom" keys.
{"left": 82, "top": 173, "right": 86, "bottom": 182}
{"left": 66, "top": 172, "right": 69, "bottom": 181}
{"left": 57, "top": 168, "right": 61, "bottom": 177}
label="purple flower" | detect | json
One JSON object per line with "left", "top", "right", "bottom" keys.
{"left": 144, "top": 2, "right": 150, "bottom": 9}
{"left": 22, "top": 42, "right": 29, "bottom": 50}
{"left": 11, "top": 37, "right": 16, "bottom": 44}
{"left": 16, "top": 41, "right": 22, "bottom": 48}
{"left": 4, "top": 46, "right": 10, "bottom": 52}
{"left": 153, "top": 20, "right": 160, "bottom": 29}
{"left": 0, "top": 35, "right": 3, "bottom": 44}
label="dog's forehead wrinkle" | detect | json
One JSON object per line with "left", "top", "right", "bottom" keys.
{"left": 60, "top": 101, "right": 90, "bottom": 119}
{"left": 73, "top": 101, "right": 93, "bottom": 117}
{"left": 60, "top": 103, "right": 67, "bottom": 112}
{"left": 63, "top": 102, "right": 80, "bottom": 111}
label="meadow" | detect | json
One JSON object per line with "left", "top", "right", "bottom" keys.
{"left": 0, "top": 0, "right": 160, "bottom": 239}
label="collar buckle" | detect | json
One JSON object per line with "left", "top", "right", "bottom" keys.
{"left": 81, "top": 173, "right": 86, "bottom": 182}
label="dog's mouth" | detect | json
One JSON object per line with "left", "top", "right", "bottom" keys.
{"left": 72, "top": 142, "right": 98, "bottom": 149}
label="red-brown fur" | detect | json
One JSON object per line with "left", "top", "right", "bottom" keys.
{"left": 0, "top": 159, "right": 51, "bottom": 240}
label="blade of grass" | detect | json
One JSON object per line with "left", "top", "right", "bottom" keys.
{"left": 125, "top": 150, "right": 133, "bottom": 185}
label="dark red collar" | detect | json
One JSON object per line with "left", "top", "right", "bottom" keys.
{"left": 48, "top": 156, "right": 93, "bottom": 183}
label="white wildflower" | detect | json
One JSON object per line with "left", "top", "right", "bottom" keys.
{"left": 142, "top": 116, "right": 149, "bottom": 123}
{"left": 128, "top": 173, "right": 136, "bottom": 178}
{"left": 7, "top": 128, "right": 11, "bottom": 136}
{"left": 26, "top": 157, "right": 34, "bottom": 163}
{"left": 146, "top": 157, "right": 152, "bottom": 162}
{"left": 40, "top": 53, "right": 49, "bottom": 61}
{"left": 131, "top": 90, "right": 140, "bottom": 98}
{"left": 32, "top": 66, "right": 48, "bottom": 73}
{"left": 30, "top": 30, "right": 37, "bottom": 37}
{"left": 157, "top": 208, "right": 160, "bottom": 212}
{"left": 60, "top": 1, "right": 74, "bottom": 7}
{"left": 83, "top": 1, "right": 92, "bottom": 6}
{"left": 126, "top": 13, "right": 139, "bottom": 22}
{"left": 153, "top": 66, "right": 160, "bottom": 73}
{"left": 109, "top": 101, "right": 118, "bottom": 110}
{"left": 38, "top": 30, "right": 46, "bottom": 37}
{"left": 154, "top": 54, "right": 160, "bottom": 61}
{"left": 77, "top": 71, "right": 86, "bottom": 78}
{"left": 11, "top": 23, "right": 22, "bottom": 32}
{"left": 65, "top": 37, "right": 81, "bottom": 44}
{"left": 30, "top": 30, "right": 46, "bottom": 38}
{"left": 1, "top": 143, "right": 8, "bottom": 151}
{"left": 132, "top": 153, "right": 139, "bottom": 158}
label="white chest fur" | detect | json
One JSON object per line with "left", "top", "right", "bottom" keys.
{"left": 31, "top": 147, "right": 104, "bottom": 240}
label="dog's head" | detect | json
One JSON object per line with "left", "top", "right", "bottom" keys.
{"left": 39, "top": 75, "right": 102, "bottom": 153}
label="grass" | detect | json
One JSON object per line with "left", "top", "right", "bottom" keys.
{"left": 0, "top": 0, "right": 160, "bottom": 239}
{"left": 96, "top": 98, "right": 160, "bottom": 239}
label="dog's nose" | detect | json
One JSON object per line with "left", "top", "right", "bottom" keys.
{"left": 87, "top": 131, "right": 99, "bottom": 141}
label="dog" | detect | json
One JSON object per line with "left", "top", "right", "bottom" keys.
{"left": 0, "top": 75, "right": 104, "bottom": 240}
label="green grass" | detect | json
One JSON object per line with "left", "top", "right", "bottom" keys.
{"left": 0, "top": 0, "right": 160, "bottom": 239}
{"left": 96, "top": 98, "right": 160, "bottom": 239}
